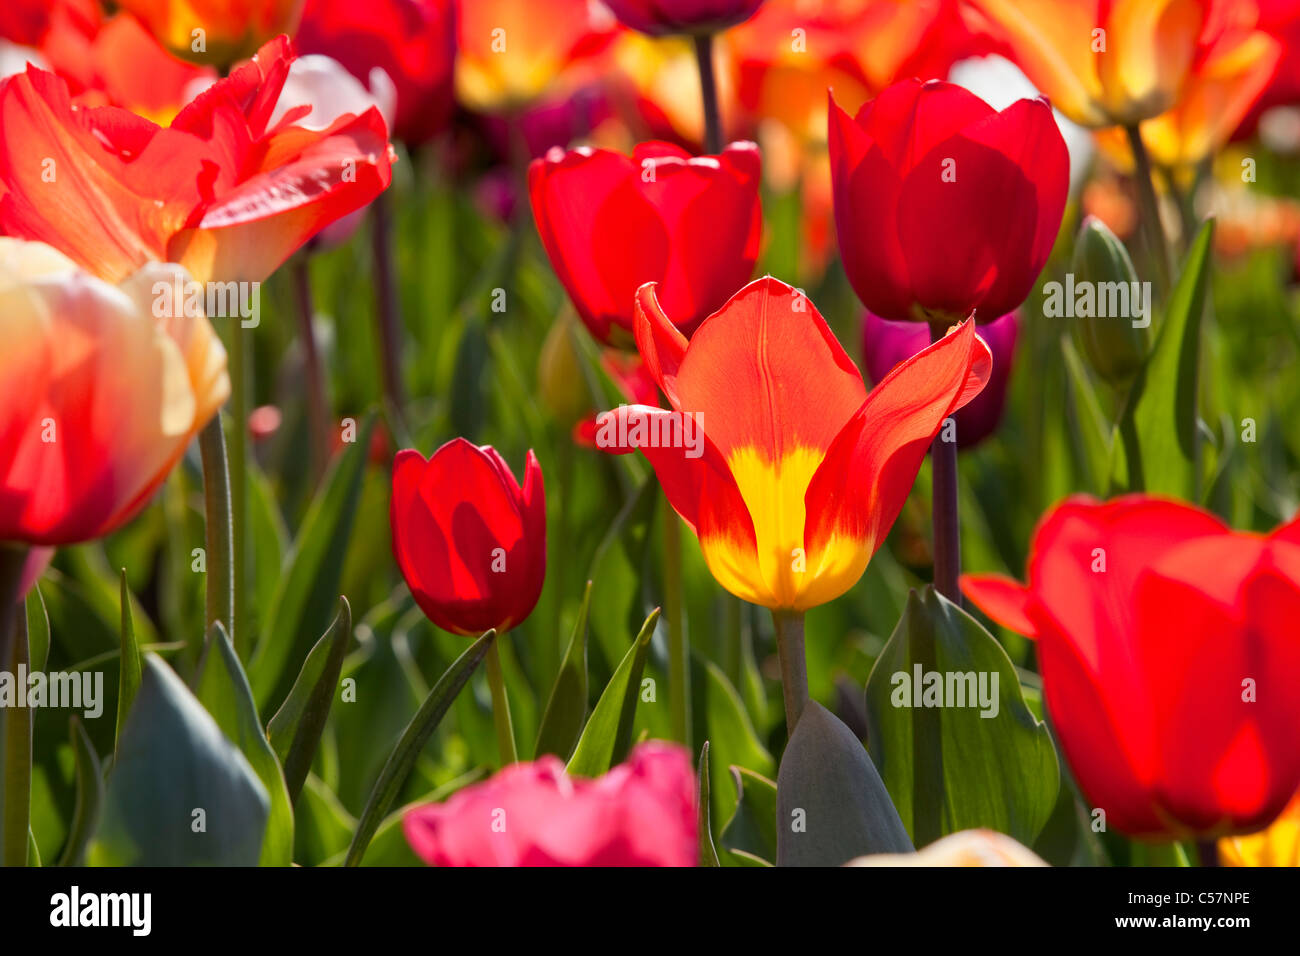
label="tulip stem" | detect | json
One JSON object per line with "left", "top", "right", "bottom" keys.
{"left": 930, "top": 322, "right": 962, "bottom": 604}
{"left": 370, "top": 191, "right": 406, "bottom": 421}
{"left": 292, "top": 257, "right": 331, "bottom": 483}
{"left": 772, "top": 609, "right": 808, "bottom": 736}
{"left": 198, "top": 416, "right": 234, "bottom": 649}
{"left": 663, "top": 497, "right": 690, "bottom": 746}
{"left": 693, "top": 33, "right": 723, "bottom": 154}
{"left": 484, "top": 639, "right": 518, "bottom": 766}
{"left": 1124, "top": 124, "right": 1174, "bottom": 293}
{"left": 228, "top": 319, "right": 249, "bottom": 658}
{"left": 0, "top": 543, "right": 30, "bottom": 866}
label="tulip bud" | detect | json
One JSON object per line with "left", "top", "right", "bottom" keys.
{"left": 1069, "top": 216, "right": 1150, "bottom": 385}
{"left": 538, "top": 316, "right": 590, "bottom": 427}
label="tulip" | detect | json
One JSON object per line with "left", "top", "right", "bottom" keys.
{"left": 1219, "top": 791, "right": 1300, "bottom": 866}
{"left": 295, "top": 0, "right": 455, "bottom": 146}
{"left": 529, "top": 141, "right": 761, "bottom": 345}
{"left": 390, "top": 440, "right": 546, "bottom": 637}
{"left": 403, "top": 742, "right": 696, "bottom": 866}
{"left": 1069, "top": 216, "right": 1149, "bottom": 385}
{"left": 453, "top": 0, "right": 619, "bottom": 113}
{"left": 117, "top": 0, "right": 304, "bottom": 67}
{"left": 862, "top": 310, "right": 1018, "bottom": 450}
{"left": 969, "top": 0, "right": 1208, "bottom": 129}
{"left": 0, "top": 37, "right": 395, "bottom": 286}
{"left": 829, "top": 79, "right": 1068, "bottom": 326}
{"left": 961, "top": 495, "right": 1300, "bottom": 839}
{"left": 603, "top": 0, "right": 764, "bottom": 36}
{"left": 0, "top": 238, "right": 230, "bottom": 546}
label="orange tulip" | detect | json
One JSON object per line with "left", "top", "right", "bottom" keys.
{"left": 454, "top": 0, "right": 620, "bottom": 113}
{"left": 0, "top": 238, "right": 229, "bottom": 545}
{"left": 597, "top": 277, "right": 990, "bottom": 610}
{"left": 117, "top": 0, "right": 303, "bottom": 67}
{"left": 970, "top": 0, "right": 1209, "bottom": 128}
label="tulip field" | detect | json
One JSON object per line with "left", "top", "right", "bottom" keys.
{"left": 2, "top": 0, "right": 1300, "bottom": 894}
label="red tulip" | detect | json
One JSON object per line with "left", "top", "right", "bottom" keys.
{"left": 529, "top": 141, "right": 761, "bottom": 345}
{"left": 403, "top": 741, "right": 696, "bottom": 866}
{"left": 603, "top": 0, "right": 764, "bottom": 36}
{"left": 863, "top": 309, "right": 1019, "bottom": 449}
{"left": 295, "top": 0, "right": 456, "bottom": 146}
{"left": 0, "top": 36, "right": 394, "bottom": 285}
{"left": 596, "top": 276, "right": 990, "bottom": 610}
{"left": 961, "top": 496, "right": 1300, "bottom": 839}
{"left": 390, "top": 439, "right": 546, "bottom": 636}
{"left": 829, "top": 78, "right": 1067, "bottom": 324}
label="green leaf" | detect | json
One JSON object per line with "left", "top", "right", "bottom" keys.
{"left": 567, "top": 608, "right": 658, "bottom": 778}
{"left": 345, "top": 629, "right": 496, "bottom": 866}
{"left": 56, "top": 716, "right": 103, "bottom": 867}
{"left": 267, "top": 597, "right": 353, "bottom": 804}
{"left": 534, "top": 580, "right": 591, "bottom": 759}
{"left": 117, "top": 569, "right": 142, "bottom": 749}
{"left": 776, "top": 701, "right": 912, "bottom": 866}
{"left": 1060, "top": 336, "right": 1112, "bottom": 495}
{"left": 195, "top": 624, "right": 294, "bottom": 867}
{"left": 719, "top": 767, "right": 777, "bottom": 866}
{"left": 1111, "top": 221, "right": 1215, "bottom": 497}
{"left": 24, "top": 584, "right": 49, "bottom": 674}
{"left": 250, "top": 414, "right": 374, "bottom": 711}
{"left": 864, "top": 587, "right": 1059, "bottom": 848}
{"left": 0, "top": 604, "right": 32, "bottom": 866}
{"left": 697, "top": 741, "right": 719, "bottom": 867}
{"left": 88, "top": 655, "right": 269, "bottom": 866}
{"left": 690, "top": 655, "right": 774, "bottom": 831}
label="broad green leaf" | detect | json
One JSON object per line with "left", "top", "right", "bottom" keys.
{"left": 776, "top": 701, "right": 912, "bottom": 866}
{"left": 567, "top": 608, "right": 659, "bottom": 778}
{"left": 1111, "top": 222, "right": 1214, "bottom": 497}
{"left": 719, "top": 767, "right": 777, "bottom": 866}
{"left": 697, "top": 741, "right": 719, "bottom": 867}
{"left": 251, "top": 414, "right": 374, "bottom": 711}
{"left": 268, "top": 597, "right": 353, "bottom": 804}
{"left": 88, "top": 655, "right": 269, "bottom": 866}
{"left": 117, "top": 569, "right": 142, "bottom": 749}
{"left": 1060, "top": 336, "right": 1112, "bottom": 494}
{"left": 534, "top": 580, "right": 591, "bottom": 760}
{"left": 864, "top": 587, "right": 1059, "bottom": 848}
{"left": 25, "top": 584, "right": 49, "bottom": 673}
{"left": 196, "top": 625, "right": 294, "bottom": 866}
{"left": 57, "top": 717, "right": 103, "bottom": 867}
{"left": 345, "top": 629, "right": 496, "bottom": 866}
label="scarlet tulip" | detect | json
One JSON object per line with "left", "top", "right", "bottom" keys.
{"left": 961, "top": 496, "right": 1300, "bottom": 839}
{"left": 597, "top": 277, "right": 990, "bottom": 611}
{"left": 969, "top": 0, "right": 1208, "bottom": 128}
{"left": 862, "top": 309, "right": 1018, "bottom": 449}
{"left": 0, "top": 37, "right": 394, "bottom": 285}
{"left": 529, "top": 141, "right": 761, "bottom": 344}
{"left": 390, "top": 439, "right": 546, "bottom": 636}
{"left": 0, "top": 238, "right": 229, "bottom": 545}
{"left": 403, "top": 742, "right": 696, "bottom": 866}
{"left": 295, "top": 0, "right": 455, "bottom": 146}
{"left": 603, "top": 0, "right": 764, "bottom": 36}
{"left": 829, "top": 79, "right": 1068, "bottom": 325}
{"left": 118, "top": 0, "right": 304, "bottom": 67}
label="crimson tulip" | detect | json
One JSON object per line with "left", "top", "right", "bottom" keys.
{"left": 529, "top": 141, "right": 761, "bottom": 344}
{"left": 603, "top": 0, "right": 764, "bottom": 36}
{"left": 596, "top": 276, "right": 990, "bottom": 611}
{"left": 0, "top": 36, "right": 394, "bottom": 285}
{"left": 403, "top": 741, "right": 696, "bottom": 866}
{"left": 962, "top": 496, "right": 1300, "bottom": 839}
{"left": 390, "top": 439, "right": 546, "bottom": 636}
{"left": 863, "top": 309, "right": 1019, "bottom": 449}
{"left": 295, "top": 0, "right": 455, "bottom": 146}
{"left": 829, "top": 78, "right": 1068, "bottom": 324}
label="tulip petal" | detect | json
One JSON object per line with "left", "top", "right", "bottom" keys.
{"left": 959, "top": 573, "right": 1039, "bottom": 638}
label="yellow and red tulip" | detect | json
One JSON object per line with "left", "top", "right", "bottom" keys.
{"left": 117, "top": 0, "right": 304, "bottom": 67}
{"left": 597, "top": 276, "right": 991, "bottom": 611}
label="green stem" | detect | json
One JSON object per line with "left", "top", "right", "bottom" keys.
{"left": 693, "top": 33, "right": 723, "bottom": 154}
{"left": 663, "top": 496, "right": 690, "bottom": 746}
{"left": 228, "top": 317, "right": 248, "bottom": 658}
{"left": 292, "top": 257, "right": 331, "bottom": 483}
{"left": 772, "top": 609, "right": 808, "bottom": 736}
{"left": 198, "top": 416, "right": 233, "bottom": 654}
{"left": 929, "top": 322, "right": 962, "bottom": 604}
{"left": 484, "top": 639, "right": 518, "bottom": 765}
{"left": 371, "top": 190, "right": 406, "bottom": 418}
{"left": 1124, "top": 124, "right": 1174, "bottom": 293}
{"left": 0, "top": 543, "right": 31, "bottom": 866}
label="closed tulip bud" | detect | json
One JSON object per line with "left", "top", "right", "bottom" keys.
{"left": 537, "top": 316, "right": 589, "bottom": 427}
{"left": 1070, "top": 216, "right": 1150, "bottom": 385}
